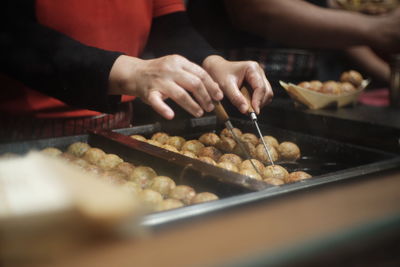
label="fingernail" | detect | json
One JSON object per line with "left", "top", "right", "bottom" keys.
{"left": 240, "top": 104, "right": 248, "bottom": 113}
{"left": 196, "top": 110, "right": 204, "bottom": 117}
{"left": 215, "top": 92, "right": 223, "bottom": 100}
{"left": 207, "top": 103, "right": 215, "bottom": 112}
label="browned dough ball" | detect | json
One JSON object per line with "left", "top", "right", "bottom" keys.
{"left": 156, "top": 199, "right": 184, "bottom": 211}
{"left": 278, "top": 142, "right": 301, "bottom": 161}
{"left": 128, "top": 166, "right": 157, "bottom": 188}
{"left": 83, "top": 148, "right": 106, "bottom": 165}
{"left": 321, "top": 81, "right": 342, "bottom": 95}
{"left": 121, "top": 181, "right": 142, "bottom": 196}
{"left": 285, "top": 171, "right": 312, "bottom": 183}
{"left": 260, "top": 136, "right": 279, "bottom": 149}
{"left": 83, "top": 164, "right": 103, "bottom": 175}
{"left": 169, "top": 185, "right": 196, "bottom": 205}
{"left": 166, "top": 136, "right": 186, "bottom": 150}
{"left": 148, "top": 176, "right": 176, "bottom": 197}
{"left": 97, "top": 154, "right": 123, "bottom": 170}
{"left": 262, "top": 165, "right": 289, "bottom": 180}
{"left": 233, "top": 142, "right": 257, "bottom": 159}
{"left": 298, "top": 81, "right": 312, "bottom": 90}
{"left": 101, "top": 170, "right": 127, "bottom": 185}
{"left": 218, "top": 153, "right": 242, "bottom": 166}
{"left": 146, "top": 139, "right": 162, "bottom": 147}
{"left": 340, "top": 70, "right": 363, "bottom": 87}
{"left": 181, "top": 140, "right": 205, "bottom": 155}
{"left": 191, "top": 192, "right": 219, "bottom": 204}
{"left": 339, "top": 82, "right": 356, "bottom": 93}
{"left": 60, "top": 152, "right": 77, "bottom": 162}
{"left": 241, "top": 133, "right": 259, "bottom": 146}
{"left": 181, "top": 150, "right": 197, "bottom": 159}
{"left": 198, "top": 132, "right": 221, "bottom": 146}
{"left": 239, "top": 169, "right": 262, "bottom": 180}
{"left": 139, "top": 189, "right": 163, "bottom": 211}
{"left": 40, "top": 147, "right": 62, "bottom": 157}
{"left": 216, "top": 136, "right": 237, "bottom": 153}
{"left": 67, "top": 142, "right": 91, "bottom": 157}
{"left": 220, "top": 127, "right": 242, "bottom": 139}
{"left": 130, "top": 135, "right": 147, "bottom": 142}
{"left": 264, "top": 178, "right": 285, "bottom": 186}
{"left": 151, "top": 132, "right": 170, "bottom": 145}
{"left": 255, "top": 144, "right": 279, "bottom": 164}
{"left": 217, "top": 161, "right": 239, "bottom": 172}
{"left": 115, "top": 162, "right": 136, "bottom": 176}
{"left": 198, "top": 146, "right": 222, "bottom": 162}
{"left": 71, "top": 158, "right": 90, "bottom": 168}
{"left": 239, "top": 159, "right": 265, "bottom": 173}
{"left": 162, "top": 144, "right": 180, "bottom": 153}
{"left": 309, "top": 80, "right": 323, "bottom": 92}
{"left": 198, "top": 156, "right": 217, "bottom": 166}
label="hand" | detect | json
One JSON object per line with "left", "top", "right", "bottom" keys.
{"left": 108, "top": 55, "right": 223, "bottom": 120}
{"left": 370, "top": 7, "right": 400, "bottom": 53}
{"left": 202, "top": 55, "right": 273, "bottom": 114}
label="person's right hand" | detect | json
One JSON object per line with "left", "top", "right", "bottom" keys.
{"left": 108, "top": 55, "right": 223, "bottom": 120}
{"left": 370, "top": 7, "right": 400, "bottom": 54}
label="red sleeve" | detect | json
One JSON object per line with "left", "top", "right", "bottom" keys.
{"left": 153, "top": 0, "right": 185, "bottom": 18}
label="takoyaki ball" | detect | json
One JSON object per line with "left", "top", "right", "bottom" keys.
{"left": 148, "top": 176, "right": 176, "bottom": 197}
{"left": 130, "top": 135, "right": 147, "bottom": 142}
{"left": 181, "top": 150, "right": 197, "bottom": 159}
{"left": 128, "top": 166, "right": 157, "bottom": 188}
{"left": 220, "top": 127, "right": 242, "bottom": 139}
{"left": 239, "top": 159, "right": 265, "bottom": 173}
{"left": 191, "top": 192, "right": 219, "bottom": 204}
{"left": 233, "top": 142, "right": 257, "bottom": 159}
{"left": 146, "top": 139, "right": 163, "bottom": 147}
{"left": 340, "top": 70, "right": 363, "bottom": 87}
{"left": 83, "top": 164, "right": 103, "bottom": 175}
{"left": 218, "top": 153, "right": 242, "bottom": 166}
{"left": 115, "top": 162, "right": 136, "bottom": 176}
{"left": 199, "top": 132, "right": 221, "bottom": 146}
{"left": 239, "top": 169, "right": 262, "bottom": 180}
{"left": 97, "top": 154, "right": 123, "bottom": 170}
{"left": 255, "top": 144, "right": 279, "bottom": 164}
{"left": 156, "top": 199, "right": 184, "bottom": 211}
{"left": 166, "top": 136, "right": 186, "bottom": 150}
{"left": 169, "top": 185, "right": 196, "bottom": 205}
{"left": 241, "top": 133, "right": 259, "bottom": 146}
{"left": 285, "top": 171, "right": 312, "bottom": 183}
{"left": 215, "top": 136, "right": 236, "bottom": 153}
{"left": 181, "top": 140, "right": 204, "bottom": 156}
{"left": 67, "top": 142, "right": 91, "bottom": 157}
{"left": 60, "top": 152, "right": 77, "bottom": 162}
{"left": 264, "top": 178, "right": 285, "bottom": 186}
{"left": 101, "top": 170, "right": 127, "bottom": 185}
{"left": 260, "top": 136, "right": 279, "bottom": 149}
{"left": 139, "top": 189, "right": 163, "bottom": 211}
{"left": 262, "top": 165, "right": 289, "bottom": 180}
{"left": 198, "top": 146, "right": 222, "bottom": 162}
{"left": 217, "top": 161, "right": 239, "bottom": 173}
{"left": 321, "top": 81, "right": 341, "bottom": 95}
{"left": 121, "top": 181, "right": 142, "bottom": 196}
{"left": 71, "top": 158, "right": 90, "bottom": 168}
{"left": 40, "top": 147, "right": 62, "bottom": 157}
{"left": 151, "top": 132, "right": 170, "bottom": 145}
{"left": 339, "top": 82, "right": 356, "bottom": 93}
{"left": 162, "top": 144, "right": 179, "bottom": 153}
{"left": 298, "top": 81, "right": 312, "bottom": 90}
{"left": 277, "top": 142, "right": 301, "bottom": 161}
{"left": 198, "top": 156, "right": 217, "bottom": 166}
{"left": 309, "top": 80, "right": 323, "bottom": 92}
{"left": 83, "top": 148, "right": 106, "bottom": 165}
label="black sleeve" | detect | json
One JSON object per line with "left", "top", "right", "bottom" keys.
{"left": 0, "top": 2, "right": 123, "bottom": 113}
{"left": 146, "top": 11, "right": 221, "bottom": 65}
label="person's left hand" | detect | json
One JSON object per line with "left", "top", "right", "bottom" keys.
{"left": 202, "top": 55, "right": 273, "bottom": 114}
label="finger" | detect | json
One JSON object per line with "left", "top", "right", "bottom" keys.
{"left": 147, "top": 90, "right": 175, "bottom": 120}
{"left": 260, "top": 69, "right": 274, "bottom": 107}
{"left": 164, "top": 81, "right": 204, "bottom": 118}
{"left": 244, "top": 63, "right": 266, "bottom": 114}
{"left": 251, "top": 85, "right": 266, "bottom": 115}
{"left": 224, "top": 77, "right": 248, "bottom": 114}
{"left": 182, "top": 62, "right": 223, "bottom": 101}
{"left": 174, "top": 70, "right": 214, "bottom": 112}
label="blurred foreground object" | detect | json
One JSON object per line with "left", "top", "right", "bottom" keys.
{"left": 389, "top": 54, "right": 400, "bottom": 107}
{"left": 334, "top": 0, "right": 399, "bottom": 14}
{"left": 0, "top": 152, "right": 143, "bottom": 265}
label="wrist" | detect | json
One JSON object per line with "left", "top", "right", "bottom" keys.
{"left": 108, "top": 55, "right": 142, "bottom": 95}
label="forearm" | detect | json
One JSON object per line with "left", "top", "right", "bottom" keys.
{"left": 226, "top": 0, "right": 374, "bottom": 49}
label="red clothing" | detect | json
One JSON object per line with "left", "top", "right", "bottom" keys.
{"left": 1, "top": 0, "right": 184, "bottom": 118}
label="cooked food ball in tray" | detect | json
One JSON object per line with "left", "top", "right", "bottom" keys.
{"left": 83, "top": 148, "right": 106, "bottom": 165}
{"left": 260, "top": 136, "right": 279, "bottom": 149}
{"left": 71, "top": 157, "right": 90, "bottom": 168}
{"left": 199, "top": 132, "right": 221, "bottom": 146}
{"left": 285, "top": 171, "right": 312, "bottom": 183}
{"left": 115, "top": 162, "right": 136, "bottom": 176}
{"left": 121, "top": 181, "right": 142, "bottom": 196}
{"left": 218, "top": 153, "right": 242, "bottom": 166}
{"left": 83, "top": 164, "right": 103, "bottom": 175}
{"left": 151, "top": 132, "right": 170, "bottom": 145}
{"left": 339, "top": 82, "right": 356, "bottom": 93}
{"left": 156, "top": 199, "right": 184, "bottom": 211}
{"left": 162, "top": 144, "right": 180, "bottom": 153}
{"left": 169, "top": 185, "right": 196, "bottom": 205}
{"left": 166, "top": 136, "right": 186, "bottom": 150}
{"left": 217, "top": 161, "right": 239, "bottom": 173}
{"left": 198, "top": 146, "right": 222, "bottom": 162}
{"left": 146, "top": 139, "right": 163, "bottom": 147}
{"left": 60, "top": 152, "right": 77, "bottom": 162}
{"left": 220, "top": 127, "right": 242, "bottom": 139}
{"left": 233, "top": 141, "right": 256, "bottom": 159}
{"left": 128, "top": 166, "right": 157, "bottom": 188}
{"left": 340, "top": 70, "right": 363, "bottom": 87}
{"left": 309, "top": 80, "right": 323, "bottom": 92}
{"left": 240, "top": 133, "right": 259, "bottom": 146}
{"left": 181, "top": 140, "right": 205, "bottom": 155}
{"left": 139, "top": 189, "right": 164, "bottom": 211}
{"left": 67, "top": 142, "right": 91, "bottom": 157}
{"left": 239, "top": 159, "right": 265, "bottom": 173}
{"left": 40, "top": 147, "right": 63, "bottom": 157}
{"left": 216, "top": 136, "right": 236, "bottom": 153}
{"left": 198, "top": 156, "right": 217, "bottom": 166}
{"left": 321, "top": 81, "right": 341, "bottom": 95}
{"left": 101, "top": 170, "right": 127, "bottom": 185}
{"left": 278, "top": 142, "right": 301, "bottom": 161}
{"left": 97, "top": 153, "right": 123, "bottom": 170}
{"left": 191, "top": 192, "right": 219, "bottom": 204}
{"left": 264, "top": 177, "right": 285, "bottom": 186}
{"left": 262, "top": 165, "right": 289, "bottom": 180}
{"left": 180, "top": 150, "right": 198, "bottom": 159}
{"left": 130, "top": 134, "right": 147, "bottom": 142}
{"left": 148, "top": 176, "right": 176, "bottom": 197}
{"left": 239, "top": 169, "right": 262, "bottom": 180}
{"left": 255, "top": 144, "right": 279, "bottom": 164}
